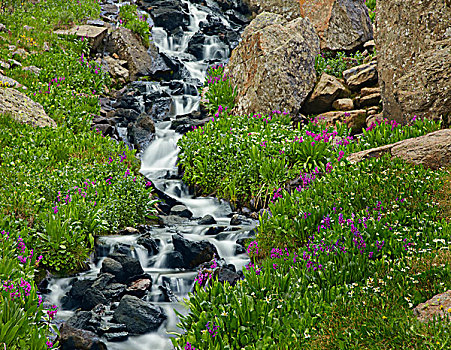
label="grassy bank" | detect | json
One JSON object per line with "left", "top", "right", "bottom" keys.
{"left": 173, "top": 65, "right": 451, "bottom": 349}
{"left": 0, "top": 1, "right": 155, "bottom": 348}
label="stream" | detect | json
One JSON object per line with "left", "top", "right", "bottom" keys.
{"left": 44, "top": 0, "right": 255, "bottom": 348}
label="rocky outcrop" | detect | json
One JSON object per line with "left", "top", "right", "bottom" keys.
{"left": 302, "top": 73, "right": 350, "bottom": 114}
{"left": 227, "top": 12, "right": 320, "bottom": 116}
{"left": 0, "top": 88, "right": 56, "bottom": 128}
{"left": 376, "top": 0, "right": 451, "bottom": 124}
{"left": 299, "top": 0, "right": 373, "bottom": 52}
{"left": 54, "top": 25, "right": 107, "bottom": 52}
{"left": 347, "top": 129, "right": 451, "bottom": 170}
{"left": 244, "top": 0, "right": 301, "bottom": 21}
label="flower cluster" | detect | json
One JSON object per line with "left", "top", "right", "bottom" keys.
{"left": 205, "top": 321, "right": 219, "bottom": 338}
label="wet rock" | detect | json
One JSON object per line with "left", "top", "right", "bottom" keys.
{"left": 92, "top": 123, "right": 114, "bottom": 137}
{"left": 343, "top": 62, "right": 378, "bottom": 90}
{"left": 302, "top": 73, "right": 350, "bottom": 114}
{"left": 347, "top": 129, "right": 451, "bottom": 170}
{"left": 127, "top": 113, "right": 156, "bottom": 152}
{"left": 100, "top": 258, "right": 123, "bottom": 281}
{"left": 108, "top": 253, "right": 145, "bottom": 283}
{"left": 104, "top": 332, "right": 129, "bottom": 342}
{"left": 198, "top": 214, "right": 217, "bottom": 225}
{"left": 98, "top": 322, "right": 127, "bottom": 335}
{"left": 62, "top": 279, "right": 94, "bottom": 310}
{"left": 66, "top": 310, "right": 101, "bottom": 333}
{"left": 105, "top": 27, "right": 172, "bottom": 80}
{"left": 172, "top": 234, "right": 219, "bottom": 268}
{"left": 146, "top": 0, "right": 189, "bottom": 32}
{"left": 170, "top": 205, "right": 193, "bottom": 218}
{"left": 230, "top": 214, "right": 243, "bottom": 225}
{"left": 59, "top": 323, "right": 107, "bottom": 350}
{"left": 112, "top": 295, "right": 167, "bottom": 334}
{"left": 158, "top": 282, "right": 178, "bottom": 302}
{"left": 205, "top": 226, "right": 226, "bottom": 235}
{"left": 162, "top": 215, "right": 189, "bottom": 226}
{"left": 332, "top": 98, "right": 354, "bottom": 111}
{"left": 300, "top": 0, "right": 373, "bottom": 52}
{"left": 376, "top": 0, "right": 451, "bottom": 123}
{"left": 137, "top": 236, "right": 160, "bottom": 255}
{"left": 125, "top": 278, "right": 152, "bottom": 298}
{"left": 187, "top": 32, "right": 206, "bottom": 60}
{"left": 215, "top": 266, "right": 241, "bottom": 286}
{"left": 227, "top": 12, "right": 320, "bottom": 116}
{"left": 235, "top": 244, "right": 246, "bottom": 254}
{"left": 165, "top": 251, "right": 185, "bottom": 269}
{"left": 81, "top": 288, "right": 108, "bottom": 311}
{"left": 145, "top": 96, "right": 172, "bottom": 122}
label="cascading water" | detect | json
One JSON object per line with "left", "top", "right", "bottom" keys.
{"left": 45, "top": 1, "right": 254, "bottom": 348}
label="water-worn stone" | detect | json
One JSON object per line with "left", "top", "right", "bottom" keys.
{"left": 125, "top": 278, "right": 152, "bottom": 298}
{"left": 81, "top": 288, "right": 108, "bottom": 311}
{"left": 107, "top": 253, "right": 144, "bottom": 283}
{"left": 105, "top": 27, "right": 172, "bottom": 80}
{"left": 198, "top": 214, "right": 217, "bottom": 225}
{"left": 59, "top": 323, "right": 107, "bottom": 350}
{"left": 299, "top": 0, "right": 373, "bottom": 52}
{"left": 244, "top": 0, "right": 301, "bottom": 21}
{"left": 413, "top": 290, "right": 451, "bottom": 323}
{"left": 302, "top": 73, "right": 350, "bottom": 114}
{"left": 112, "top": 295, "right": 166, "bottom": 334}
{"left": 170, "top": 205, "right": 193, "bottom": 218}
{"left": 227, "top": 12, "right": 320, "bottom": 116}
{"left": 347, "top": 129, "right": 451, "bottom": 170}
{"left": 66, "top": 310, "right": 101, "bottom": 333}
{"left": 215, "top": 266, "right": 241, "bottom": 286}
{"left": 54, "top": 25, "right": 107, "bottom": 52}
{"left": 332, "top": 98, "right": 353, "bottom": 111}
{"left": 318, "top": 110, "right": 366, "bottom": 135}
{"left": 343, "top": 62, "right": 377, "bottom": 90}
{"left": 376, "top": 0, "right": 451, "bottom": 123}
{"left": 0, "top": 88, "right": 56, "bottom": 128}
{"left": 172, "top": 234, "right": 219, "bottom": 268}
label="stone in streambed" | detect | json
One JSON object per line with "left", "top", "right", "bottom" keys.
{"left": 80, "top": 288, "right": 108, "bottom": 311}
{"left": 172, "top": 234, "right": 219, "bottom": 268}
{"left": 125, "top": 278, "right": 152, "bottom": 298}
{"left": 170, "top": 205, "right": 193, "bottom": 218}
{"left": 112, "top": 295, "right": 166, "bottom": 334}
{"left": 58, "top": 323, "right": 107, "bottom": 350}
{"left": 198, "top": 214, "right": 217, "bottom": 225}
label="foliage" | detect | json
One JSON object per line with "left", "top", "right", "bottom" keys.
{"left": 0, "top": 226, "right": 59, "bottom": 349}
{"left": 119, "top": 4, "right": 151, "bottom": 47}
{"left": 315, "top": 50, "right": 375, "bottom": 78}
{"left": 365, "top": 0, "right": 376, "bottom": 23}
{"left": 173, "top": 158, "right": 451, "bottom": 349}
{"left": 347, "top": 116, "right": 441, "bottom": 152}
{"left": 202, "top": 65, "right": 237, "bottom": 114}
{"left": 178, "top": 108, "right": 350, "bottom": 208}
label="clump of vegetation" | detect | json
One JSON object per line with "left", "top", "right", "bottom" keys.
{"left": 119, "top": 4, "right": 151, "bottom": 47}
{"left": 365, "top": 0, "right": 376, "bottom": 22}
{"left": 315, "top": 50, "right": 375, "bottom": 78}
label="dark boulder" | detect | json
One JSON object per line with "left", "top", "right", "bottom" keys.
{"left": 112, "top": 295, "right": 167, "bottom": 334}
{"left": 172, "top": 234, "right": 219, "bottom": 268}
{"left": 198, "top": 214, "right": 217, "bottom": 225}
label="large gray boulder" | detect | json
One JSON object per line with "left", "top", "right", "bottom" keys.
{"left": 0, "top": 88, "right": 56, "bottom": 128}
{"left": 227, "top": 12, "right": 320, "bottom": 116}
{"left": 244, "top": 0, "right": 301, "bottom": 21}
{"left": 299, "top": 0, "right": 373, "bottom": 52}
{"left": 376, "top": 0, "right": 451, "bottom": 124}
{"left": 54, "top": 25, "right": 107, "bottom": 52}
{"left": 347, "top": 129, "right": 451, "bottom": 170}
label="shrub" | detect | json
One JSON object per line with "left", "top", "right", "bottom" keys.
{"left": 315, "top": 50, "right": 374, "bottom": 78}
{"left": 119, "top": 4, "right": 151, "bottom": 47}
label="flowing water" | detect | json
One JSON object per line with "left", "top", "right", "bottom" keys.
{"left": 45, "top": 1, "right": 253, "bottom": 348}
